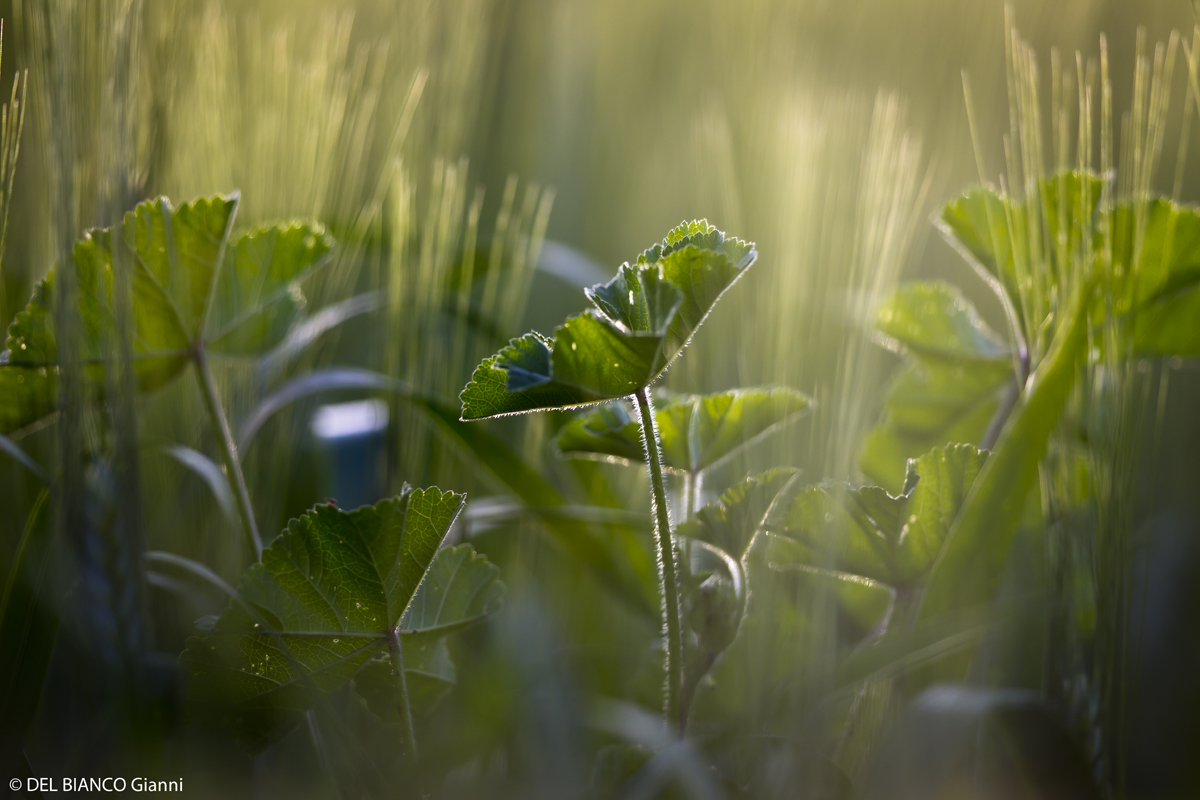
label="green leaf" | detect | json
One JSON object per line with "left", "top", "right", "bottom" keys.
{"left": 938, "top": 170, "right": 1200, "bottom": 357}
{"left": 555, "top": 387, "right": 811, "bottom": 473}
{"left": 0, "top": 366, "right": 56, "bottom": 438}
{"left": 353, "top": 638, "right": 456, "bottom": 724}
{"left": 460, "top": 221, "right": 756, "bottom": 420}
{"left": 1109, "top": 198, "right": 1200, "bottom": 356}
{"left": 875, "top": 281, "right": 1010, "bottom": 363}
{"left": 860, "top": 282, "right": 1012, "bottom": 492}
{"left": 7, "top": 195, "right": 239, "bottom": 392}
{"left": 675, "top": 467, "right": 798, "bottom": 559}
{"left": 353, "top": 545, "right": 500, "bottom": 725}
{"left": 181, "top": 490, "right": 503, "bottom": 753}
{"left": 235, "top": 367, "right": 658, "bottom": 618}
{"left": 772, "top": 443, "right": 987, "bottom": 588}
{"left": 399, "top": 543, "right": 504, "bottom": 635}
{"left": 938, "top": 171, "right": 1103, "bottom": 331}
{"left": 553, "top": 401, "right": 644, "bottom": 465}
{"left": 0, "top": 194, "right": 336, "bottom": 434}
{"left": 768, "top": 561, "right": 894, "bottom": 632}
{"left": 404, "top": 391, "right": 659, "bottom": 618}
{"left": 918, "top": 276, "right": 1094, "bottom": 621}
{"left": 204, "top": 220, "right": 335, "bottom": 355}
{"left": 678, "top": 537, "right": 747, "bottom": 722}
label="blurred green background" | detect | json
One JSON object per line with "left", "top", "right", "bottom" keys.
{"left": 3, "top": 1, "right": 1200, "bottom": 798}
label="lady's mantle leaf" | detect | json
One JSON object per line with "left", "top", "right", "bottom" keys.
{"left": 460, "top": 221, "right": 756, "bottom": 420}
{"left": 675, "top": 467, "right": 799, "bottom": 559}
{"left": 353, "top": 638, "right": 456, "bottom": 723}
{"left": 770, "top": 443, "right": 987, "bottom": 588}
{"left": 860, "top": 282, "right": 1012, "bottom": 492}
{"left": 0, "top": 195, "right": 334, "bottom": 433}
{"left": 938, "top": 171, "right": 1103, "bottom": 337}
{"left": 181, "top": 489, "right": 503, "bottom": 753}
{"left": 555, "top": 387, "right": 810, "bottom": 473}
{"left": 919, "top": 277, "right": 1093, "bottom": 621}
{"left": 939, "top": 169, "right": 1200, "bottom": 357}
{"left": 6, "top": 196, "right": 239, "bottom": 403}
{"left": 205, "top": 220, "right": 335, "bottom": 355}
{"left": 553, "top": 401, "right": 644, "bottom": 465}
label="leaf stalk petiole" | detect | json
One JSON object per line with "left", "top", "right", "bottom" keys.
{"left": 635, "top": 387, "right": 684, "bottom": 733}
{"left": 193, "top": 344, "right": 263, "bottom": 561}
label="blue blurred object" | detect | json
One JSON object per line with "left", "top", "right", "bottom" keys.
{"left": 310, "top": 399, "right": 389, "bottom": 510}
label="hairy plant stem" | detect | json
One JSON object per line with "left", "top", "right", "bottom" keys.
{"left": 635, "top": 387, "right": 683, "bottom": 732}
{"left": 387, "top": 627, "right": 423, "bottom": 790}
{"left": 682, "top": 471, "right": 695, "bottom": 520}
{"left": 194, "top": 345, "right": 263, "bottom": 561}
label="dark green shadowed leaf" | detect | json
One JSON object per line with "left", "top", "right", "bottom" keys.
{"left": 768, "top": 558, "right": 894, "bottom": 632}
{"left": 675, "top": 467, "right": 799, "bottom": 559}
{"left": 553, "top": 401, "right": 644, "bottom": 465}
{"left": 399, "top": 544, "right": 503, "bottom": 636}
{"left": 460, "top": 220, "right": 757, "bottom": 420}
{"left": 458, "top": 333, "right": 595, "bottom": 418}
{"left": 205, "top": 221, "right": 335, "bottom": 355}
{"left": 181, "top": 489, "right": 503, "bottom": 753}
{"left": 860, "top": 282, "right": 1011, "bottom": 491}
{"left": 678, "top": 537, "right": 747, "bottom": 724}
{"left": 552, "top": 312, "right": 670, "bottom": 395}
{"left": 585, "top": 262, "right": 683, "bottom": 336}
{"left": 353, "top": 638, "right": 456, "bottom": 723}
{"left": 773, "top": 443, "right": 987, "bottom": 588}
{"left": 555, "top": 387, "right": 810, "bottom": 473}
{"left": 0, "top": 366, "right": 56, "bottom": 437}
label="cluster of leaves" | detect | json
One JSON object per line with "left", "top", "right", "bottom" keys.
{"left": 460, "top": 220, "right": 757, "bottom": 419}
{"left": 183, "top": 487, "right": 502, "bottom": 751}
{"left": 8, "top": 173, "right": 1197, "bottom": 795}
{"left": 0, "top": 194, "right": 508, "bottom": 762}
{"left": 862, "top": 170, "right": 1200, "bottom": 490}
{"left": 538, "top": 172, "right": 1200, "bottom": 792}
{"left": 460, "top": 219, "right": 773, "bottom": 733}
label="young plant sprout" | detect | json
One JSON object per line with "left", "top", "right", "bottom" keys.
{"left": 460, "top": 220, "right": 756, "bottom": 730}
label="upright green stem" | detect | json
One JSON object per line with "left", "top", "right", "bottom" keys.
{"left": 194, "top": 345, "right": 263, "bottom": 561}
{"left": 682, "top": 471, "right": 696, "bottom": 520}
{"left": 387, "top": 628, "right": 423, "bottom": 788}
{"left": 635, "top": 387, "right": 683, "bottom": 732}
